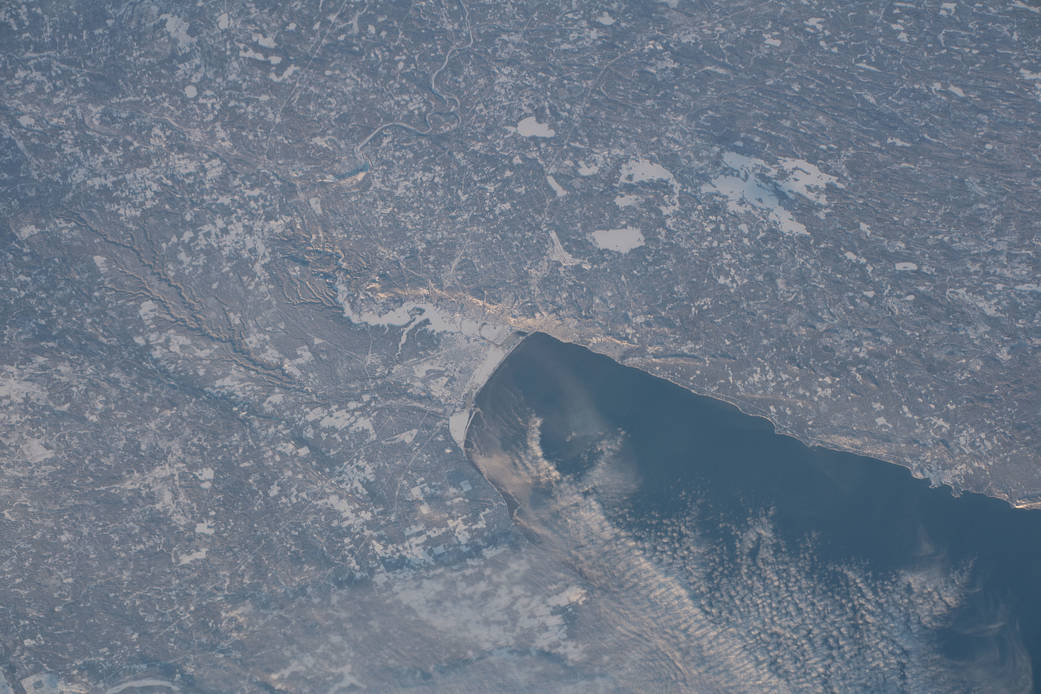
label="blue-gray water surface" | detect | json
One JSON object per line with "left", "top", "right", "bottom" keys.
{"left": 466, "top": 332, "right": 1041, "bottom": 692}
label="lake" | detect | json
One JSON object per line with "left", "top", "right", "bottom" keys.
{"left": 466, "top": 332, "right": 1041, "bottom": 692}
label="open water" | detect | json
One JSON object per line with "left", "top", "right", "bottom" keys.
{"left": 466, "top": 332, "right": 1041, "bottom": 692}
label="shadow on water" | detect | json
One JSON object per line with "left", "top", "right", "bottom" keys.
{"left": 466, "top": 332, "right": 1041, "bottom": 692}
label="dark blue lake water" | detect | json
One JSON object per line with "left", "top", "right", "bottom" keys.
{"left": 466, "top": 332, "right": 1041, "bottom": 692}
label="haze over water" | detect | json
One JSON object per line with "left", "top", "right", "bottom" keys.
{"left": 467, "top": 332, "right": 1041, "bottom": 692}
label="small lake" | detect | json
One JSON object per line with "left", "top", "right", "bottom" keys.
{"left": 466, "top": 332, "right": 1041, "bottom": 692}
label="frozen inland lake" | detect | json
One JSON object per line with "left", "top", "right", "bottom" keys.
{"left": 466, "top": 332, "right": 1041, "bottom": 692}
